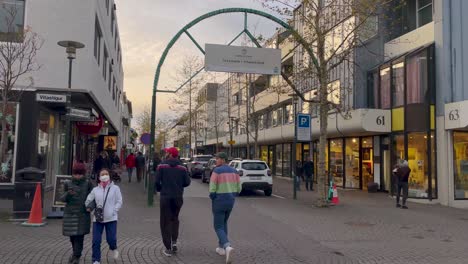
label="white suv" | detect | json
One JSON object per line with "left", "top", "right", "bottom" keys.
{"left": 228, "top": 159, "right": 273, "bottom": 196}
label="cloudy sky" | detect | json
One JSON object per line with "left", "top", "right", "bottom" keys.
{"left": 114, "top": 0, "right": 284, "bottom": 124}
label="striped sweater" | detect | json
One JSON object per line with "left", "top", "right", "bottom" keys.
{"left": 209, "top": 164, "right": 241, "bottom": 202}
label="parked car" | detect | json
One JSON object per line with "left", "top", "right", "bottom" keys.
{"left": 201, "top": 158, "right": 217, "bottom": 183}
{"left": 228, "top": 159, "right": 273, "bottom": 196}
{"left": 179, "top": 157, "right": 190, "bottom": 169}
{"left": 187, "top": 155, "right": 212, "bottom": 178}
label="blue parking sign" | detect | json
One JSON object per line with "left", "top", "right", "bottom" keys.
{"left": 296, "top": 114, "right": 311, "bottom": 141}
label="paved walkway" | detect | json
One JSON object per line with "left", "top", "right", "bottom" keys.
{"left": 0, "top": 174, "right": 468, "bottom": 263}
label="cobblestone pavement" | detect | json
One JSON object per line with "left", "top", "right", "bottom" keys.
{"left": 1, "top": 175, "right": 468, "bottom": 264}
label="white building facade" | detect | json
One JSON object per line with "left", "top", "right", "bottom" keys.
{"left": 0, "top": 1, "right": 128, "bottom": 217}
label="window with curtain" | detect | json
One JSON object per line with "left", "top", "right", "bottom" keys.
{"left": 380, "top": 67, "right": 391, "bottom": 109}
{"left": 392, "top": 62, "right": 405, "bottom": 107}
{"left": 406, "top": 51, "right": 428, "bottom": 104}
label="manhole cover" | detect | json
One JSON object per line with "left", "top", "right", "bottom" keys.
{"left": 400, "top": 225, "right": 411, "bottom": 229}
{"left": 442, "top": 239, "right": 453, "bottom": 243}
{"left": 426, "top": 229, "right": 435, "bottom": 233}
{"left": 412, "top": 235, "right": 424, "bottom": 239}
{"left": 344, "top": 221, "right": 375, "bottom": 227}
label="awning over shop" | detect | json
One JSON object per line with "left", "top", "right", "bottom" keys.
{"left": 311, "top": 109, "right": 391, "bottom": 139}
{"left": 445, "top": 101, "right": 468, "bottom": 130}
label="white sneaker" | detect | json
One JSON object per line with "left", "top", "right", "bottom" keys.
{"left": 216, "top": 247, "right": 226, "bottom": 256}
{"left": 225, "top": 246, "right": 234, "bottom": 264}
{"left": 112, "top": 249, "right": 119, "bottom": 259}
{"left": 93, "top": 262, "right": 100, "bottom": 264}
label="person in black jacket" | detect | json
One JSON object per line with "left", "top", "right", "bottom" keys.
{"left": 155, "top": 147, "right": 191, "bottom": 257}
{"left": 303, "top": 156, "right": 314, "bottom": 191}
{"left": 135, "top": 152, "right": 146, "bottom": 183}
{"left": 60, "top": 162, "right": 94, "bottom": 264}
{"left": 94, "top": 151, "right": 112, "bottom": 176}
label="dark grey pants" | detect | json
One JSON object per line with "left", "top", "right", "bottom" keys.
{"left": 396, "top": 182, "right": 409, "bottom": 206}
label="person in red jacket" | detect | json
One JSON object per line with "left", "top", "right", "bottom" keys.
{"left": 125, "top": 153, "right": 136, "bottom": 183}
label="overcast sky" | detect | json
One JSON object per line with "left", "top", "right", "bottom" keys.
{"left": 114, "top": 0, "right": 283, "bottom": 124}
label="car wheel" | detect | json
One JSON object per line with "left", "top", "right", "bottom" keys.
{"left": 264, "top": 188, "right": 272, "bottom": 197}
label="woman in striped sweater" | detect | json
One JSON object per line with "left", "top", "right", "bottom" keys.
{"left": 209, "top": 152, "right": 241, "bottom": 264}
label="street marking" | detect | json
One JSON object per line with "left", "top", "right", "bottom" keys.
{"left": 272, "top": 194, "right": 285, "bottom": 199}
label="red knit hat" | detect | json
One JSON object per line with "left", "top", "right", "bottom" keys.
{"left": 72, "top": 162, "right": 86, "bottom": 174}
{"left": 165, "top": 147, "right": 179, "bottom": 158}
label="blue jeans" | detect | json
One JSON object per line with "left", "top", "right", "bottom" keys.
{"left": 92, "top": 221, "right": 117, "bottom": 262}
{"left": 212, "top": 203, "right": 233, "bottom": 248}
{"left": 127, "top": 168, "right": 134, "bottom": 182}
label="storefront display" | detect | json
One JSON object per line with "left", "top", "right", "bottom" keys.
{"left": 330, "top": 139, "right": 344, "bottom": 187}
{"left": 345, "top": 138, "right": 360, "bottom": 189}
{"left": 0, "top": 103, "right": 18, "bottom": 184}
{"left": 454, "top": 131, "right": 468, "bottom": 199}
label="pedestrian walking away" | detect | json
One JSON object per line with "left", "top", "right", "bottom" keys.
{"left": 295, "top": 160, "right": 303, "bottom": 191}
{"left": 303, "top": 156, "right": 314, "bottom": 191}
{"left": 93, "top": 151, "right": 112, "bottom": 180}
{"left": 111, "top": 152, "right": 121, "bottom": 169}
{"left": 85, "top": 169, "right": 123, "bottom": 264}
{"left": 209, "top": 152, "right": 241, "bottom": 264}
{"left": 60, "top": 162, "right": 94, "bottom": 264}
{"left": 125, "top": 152, "right": 136, "bottom": 182}
{"left": 135, "top": 152, "right": 146, "bottom": 183}
{"left": 155, "top": 147, "right": 191, "bottom": 257}
{"left": 395, "top": 160, "right": 411, "bottom": 209}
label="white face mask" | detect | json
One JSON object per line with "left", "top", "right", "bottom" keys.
{"left": 100, "top": 174, "right": 110, "bottom": 182}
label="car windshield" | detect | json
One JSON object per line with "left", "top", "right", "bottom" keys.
{"left": 242, "top": 162, "right": 267, "bottom": 170}
{"left": 194, "top": 156, "right": 211, "bottom": 162}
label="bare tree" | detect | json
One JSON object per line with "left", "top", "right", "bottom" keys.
{"left": 0, "top": 6, "right": 42, "bottom": 181}
{"left": 259, "top": 0, "right": 390, "bottom": 206}
{"left": 170, "top": 55, "right": 207, "bottom": 156}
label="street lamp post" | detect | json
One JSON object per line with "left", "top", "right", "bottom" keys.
{"left": 228, "top": 116, "right": 236, "bottom": 158}
{"left": 289, "top": 94, "right": 299, "bottom": 200}
{"left": 58, "top": 41, "right": 85, "bottom": 174}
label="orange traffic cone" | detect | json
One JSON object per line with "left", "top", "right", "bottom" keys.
{"left": 22, "top": 183, "right": 46, "bottom": 227}
{"left": 331, "top": 184, "right": 340, "bottom": 205}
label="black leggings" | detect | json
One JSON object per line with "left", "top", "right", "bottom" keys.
{"left": 69, "top": 235, "right": 84, "bottom": 258}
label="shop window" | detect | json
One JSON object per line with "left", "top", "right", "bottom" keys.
{"left": 345, "top": 138, "right": 360, "bottom": 189}
{"left": 330, "top": 139, "right": 343, "bottom": 187}
{"left": 453, "top": 132, "right": 468, "bottom": 199}
{"left": 406, "top": 51, "right": 428, "bottom": 104}
{"left": 258, "top": 114, "right": 264, "bottom": 130}
{"left": 0, "top": 103, "right": 17, "bottom": 184}
{"left": 407, "top": 133, "right": 429, "bottom": 198}
{"left": 283, "top": 144, "right": 291, "bottom": 177}
{"left": 392, "top": 61, "right": 405, "bottom": 107}
{"left": 260, "top": 146, "right": 268, "bottom": 163}
{"left": 276, "top": 144, "right": 283, "bottom": 177}
{"left": 327, "top": 80, "right": 341, "bottom": 106}
{"left": 380, "top": 67, "right": 391, "bottom": 109}
{"left": 361, "top": 138, "right": 374, "bottom": 190}
{"left": 393, "top": 134, "right": 405, "bottom": 164}
{"left": 431, "top": 131, "right": 436, "bottom": 198}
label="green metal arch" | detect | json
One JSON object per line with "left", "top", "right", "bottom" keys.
{"left": 148, "top": 7, "right": 318, "bottom": 206}
{"left": 153, "top": 8, "right": 294, "bottom": 94}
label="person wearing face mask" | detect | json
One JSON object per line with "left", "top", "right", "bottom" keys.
{"left": 61, "top": 162, "right": 94, "bottom": 264}
{"left": 85, "top": 169, "right": 123, "bottom": 264}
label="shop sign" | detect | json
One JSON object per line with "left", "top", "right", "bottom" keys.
{"left": 228, "top": 140, "right": 236, "bottom": 145}
{"left": 76, "top": 115, "right": 103, "bottom": 135}
{"left": 444, "top": 101, "right": 468, "bottom": 130}
{"left": 196, "top": 141, "right": 204, "bottom": 147}
{"left": 99, "top": 127, "right": 109, "bottom": 135}
{"left": 68, "top": 107, "right": 91, "bottom": 119}
{"left": 126, "top": 143, "right": 134, "bottom": 149}
{"left": 52, "top": 175, "right": 72, "bottom": 207}
{"left": 36, "top": 93, "right": 67, "bottom": 103}
{"left": 205, "top": 44, "right": 281, "bottom": 75}
{"left": 296, "top": 114, "right": 311, "bottom": 142}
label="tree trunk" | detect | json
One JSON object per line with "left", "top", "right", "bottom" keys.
{"left": 315, "top": 24, "right": 330, "bottom": 207}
